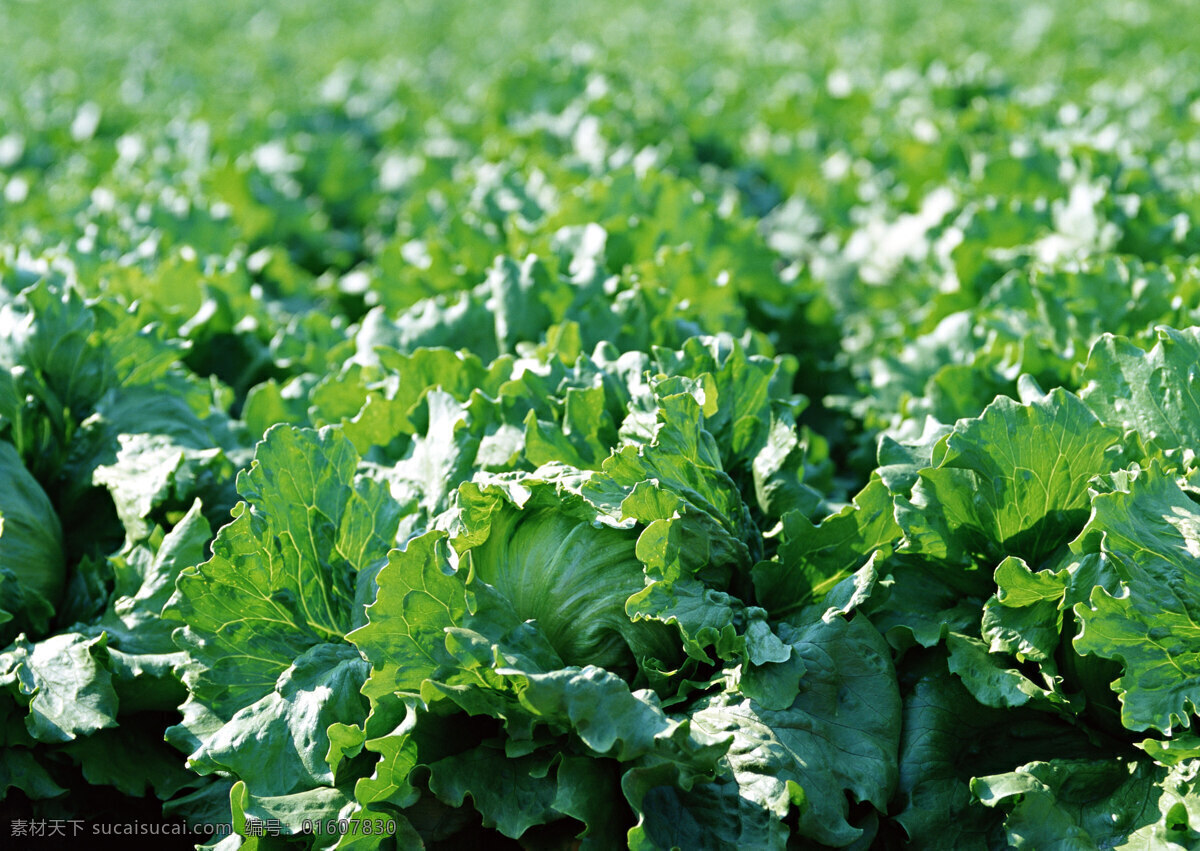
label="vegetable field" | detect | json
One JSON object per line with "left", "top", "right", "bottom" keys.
{"left": 6, "top": 0, "right": 1200, "bottom": 847}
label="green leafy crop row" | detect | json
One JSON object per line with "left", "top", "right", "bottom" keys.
{"left": 4, "top": 0, "right": 1200, "bottom": 848}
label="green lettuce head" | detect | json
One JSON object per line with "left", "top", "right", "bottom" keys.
{"left": 0, "top": 440, "right": 66, "bottom": 641}
{"left": 469, "top": 507, "right": 679, "bottom": 676}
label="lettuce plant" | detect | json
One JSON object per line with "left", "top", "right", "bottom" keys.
{"left": 7, "top": 1, "right": 1200, "bottom": 847}
{"left": 0, "top": 441, "right": 65, "bottom": 642}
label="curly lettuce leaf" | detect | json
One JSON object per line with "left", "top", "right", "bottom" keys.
{"left": 973, "top": 758, "right": 1200, "bottom": 849}
{"left": 166, "top": 426, "right": 402, "bottom": 723}
{"left": 1081, "top": 326, "right": 1200, "bottom": 466}
{"left": 1073, "top": 466, "right": 1200, "bottom": 733}
{"left": 691, "top": 614, "right": 900, "bottom": 847}
{"left": 897, "top": 387, "right": 1122, "bottom": 568}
